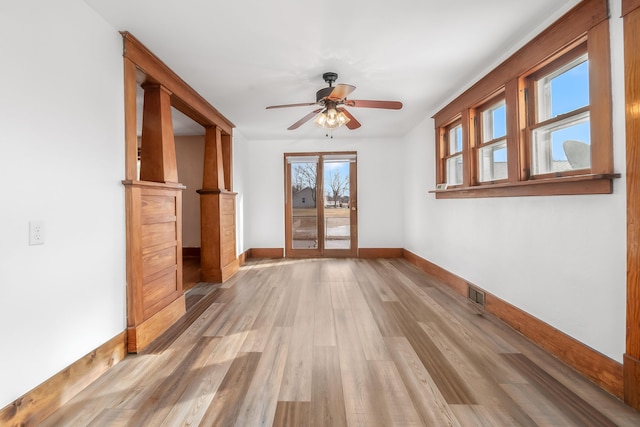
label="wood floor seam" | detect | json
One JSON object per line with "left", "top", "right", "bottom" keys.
{"left": 39, "top": 258, "right": 640, "bottom": 427}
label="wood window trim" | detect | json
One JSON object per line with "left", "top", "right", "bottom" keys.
{"left": 441, "top": 119, "right": 464, "bottom": 188}
{"left": 432, "top": 0, "right": 616, "bottom": 199}
{"left": 474, "top": 95, "right": 509, "bottom": 186}
{"left": 623, "top": 0, "right": 640, "bottom": 16}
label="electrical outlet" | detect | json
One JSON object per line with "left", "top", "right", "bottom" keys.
{"left": 29, "top": 220, "right": 45, "bottom": 245}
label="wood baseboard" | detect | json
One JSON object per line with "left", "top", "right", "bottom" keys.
{"left": 403, "top": 249, "right": 468, "bottom": 295}
{"left": 358, "top": 248, "right": 403, "bottom": 258}
{"left": 624, "top": 353, "right": 640, "bottom": 407}
{"left": 182, "top": 247, "right": 201, "bottom": 258}
{"left": 250, "top": 248, "right": 284, "bottom": 258}
{"left": 0, "top": 331, "right": 127, "bottom": 426}
{"left": 128, "top": 295, "right": 186, "bottom": 353}
{"left": 238, "top": 249, "right": 250, "bottom": 266}
{"left": 402, "top": 249, "right": 624, "bottom": 398}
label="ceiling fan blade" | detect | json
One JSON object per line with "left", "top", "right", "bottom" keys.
{"left": 327, "top": 84, "right": 356, "bottom": 101}
{"left": 266, "top": 102, "right": 318, "bottom": 109}
{"left": 344, "top": 100, "right": 403, "bottom": 110}
{"left": 338, "top": 108, "right": 361, "bottom": 130}
{"left": 287, "top": 108, "right": 323, "bottom": 130}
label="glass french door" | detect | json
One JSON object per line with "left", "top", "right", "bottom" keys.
{"left": 285, "top": 152, "right": 357, "bottom": 257}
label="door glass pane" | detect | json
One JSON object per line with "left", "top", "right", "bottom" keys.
{"left": 291, "top": 161, "right": 318, "bottom": 249}
{"left": 323, "top": 159, "right": 350, "bottom": 250}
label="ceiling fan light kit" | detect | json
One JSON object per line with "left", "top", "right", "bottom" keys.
{"left": 266, "top": 72, "right": 402, "bottom": 135}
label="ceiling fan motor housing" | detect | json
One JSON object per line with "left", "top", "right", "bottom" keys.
{"left": 317, "top": 72, "right": 339, "bottom": 102}
{"left": 316, "top": 87, "right": 334, "bottom": 103}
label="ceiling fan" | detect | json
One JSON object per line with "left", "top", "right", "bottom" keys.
{"left": 266, "top": 72, "right": 402, "bottom": 131}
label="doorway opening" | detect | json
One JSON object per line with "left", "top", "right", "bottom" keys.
{"left": 285, "top": 152, "right": 357, "bottom": 257}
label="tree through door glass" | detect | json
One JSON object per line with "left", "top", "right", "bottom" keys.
{"left": 290, "top": 158, "right": 319, "bottom": 249}
{"left": 323, "top": 157, "right": 351, "bottom": 249}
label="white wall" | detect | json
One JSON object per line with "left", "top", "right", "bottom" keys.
{"left": 0, "top": 0, "right": 125, "bottom": 408}
{"left": 242, "top": 137, "right": 404, "bottom": 251}
{"left": 402, "top": 0, "right": 627, "bottom": 362}
{"left": 175, "top": 135, "right": 204, "bottom": 248}
{"left": 233, "top": 130, "right": 249, "bottom": 255}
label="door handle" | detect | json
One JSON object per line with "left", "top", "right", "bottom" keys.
{"left": 352, "top": 207, "right": 356, "bottom": 211}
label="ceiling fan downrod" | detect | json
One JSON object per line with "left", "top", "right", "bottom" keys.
{"left": 322, "top": 72, "right": 338, "bottom": 87}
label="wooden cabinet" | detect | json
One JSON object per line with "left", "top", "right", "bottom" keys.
{"left": 198, "top": 189, "right": 239, "bottom": 282}
{"left": 124, "top": 180, "right": 186, "bottom": 353}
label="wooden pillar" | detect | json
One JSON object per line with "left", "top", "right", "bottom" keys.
{"left": 203, "top": 126, "right": 226, "bottom": 189}
{"left": 124, "top": 81, "right": 185, "bottom": 352}
{"left": 198, "top": 126, "right": 239, "bottom": 282}
{"left": 140, "top": 83, "right": 178, "bottom": 183}
{"left": 624, "top": 0, "right": 640, "bottom": 409}
{"left": 222, "top": 132, "right": 233, "bottom": 191}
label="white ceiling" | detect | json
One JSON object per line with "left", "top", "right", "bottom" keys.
{"left": 86, "top": 0, "right": 579, "bottom": 140}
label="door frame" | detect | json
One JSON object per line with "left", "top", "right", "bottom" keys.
{"left": 284, "top": 151, "right": 358, "bottom": 258}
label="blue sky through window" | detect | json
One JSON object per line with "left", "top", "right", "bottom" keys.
{"left": 548, "top": 60, "right": 590, "bottom": 160}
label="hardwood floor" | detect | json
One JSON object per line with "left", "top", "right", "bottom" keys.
{"left": 42, "top": 258, "right": 640, "bottom": 426}
{"left": 182, "top": 256, "right": 201, "bottom": 292}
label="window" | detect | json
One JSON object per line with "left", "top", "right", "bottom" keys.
{"left": 433, "top": 0, "right": 615, "bottom": 198}
{"left": 527, "top": 47, "right": 590, "bottom": 176}
{"left": 477, "top": 98, "right": 507, "bottom": 182}
{"left": 444, "top": 121, "right": 463, "bottom": 186}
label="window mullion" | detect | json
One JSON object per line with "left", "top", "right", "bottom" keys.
{"left": 506, "top": 78, "right": 523, "bottom": 183}
{"left": 462, "top": 109, "right": 473, "bottom": 187}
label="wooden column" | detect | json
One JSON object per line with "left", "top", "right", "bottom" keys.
{"left": 199, "top": 126, "right": 239, "bottom": 283}
{"left": 203, "top": 126, "right": 226, "bottom": 189}
{"left": 124, "top": 82, "right": 185, "bottom": 353}
{"left": 121, "top": 33, "right": 235, "bottom": 351}
{"left": 140, "top": 83, "right": 178, "bottom": 183}
{"left": 625, "top": 0, "right": 640, "bottom": 409}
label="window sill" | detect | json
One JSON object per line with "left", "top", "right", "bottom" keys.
{"left": 430, "top": 173, "right": 620, "bottom": 199}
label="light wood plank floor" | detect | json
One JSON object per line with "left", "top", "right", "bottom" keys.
{"left": 42, "top": 258, "right": 640, "bottom": 426}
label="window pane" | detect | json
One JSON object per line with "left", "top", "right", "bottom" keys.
{"left": 478, "top": 140, "right": 507, "bottom": 182}
{"left": 537, "top": 55, "right": 589, "bottom": 121}
{"left": 323, "top": 159, "right": 350, "bottom": 250}
{"left": 291, "top": 162, "right": 318, "bottom": 249}
{"left": 483, "top": 100, "right": 506, "bottom": 142}
{"left": 531, "top": 111, "right": 590, "bottom": 175}
{"left": 446, "top": 154, "right": 463, "bottom": 185}
{"left": 449, "top": 124, "right": 463, "bottom": 154}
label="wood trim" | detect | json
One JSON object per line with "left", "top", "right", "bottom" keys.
{"left": 121, "top": 32, "right": 234, "bottom": 135}
{"left": 123, "top": 58, "right": 138, "bottom": 181}
{"left": 623, "top": 0, "right": 640, "bottom": 16}
{"left": 128, "top": 295, "right": 185, "bottom": 353}
{"left": 238, "top": 249, "right": 250, "bottom": 265}
{"left": 250, "top": 248, "right": 285, "bottom": 258}
{"left": 402, "top": 250, "right": 468, "bottom": 296}
{"left": 625, "top": 5, "right": 640, "bottom": 409}
{"left": 433, "top": 174, "right": 618, "bottom": 198}
{"left": 183, "top": 247, "right": 201, "bottom": 258}
{"left": 624, "top": 354, "right": 640, "bottom": 408}
{"left": 587, "top": 20, "right": 614, "bottom": 175}
{"left": 505, "top": 79, "right": 522, "bottom": 182}
{"left": 402, "top": 249, "right": 624, "bottom": 398}
{"left": 358, "top": 248, "right": 404, "bottom": 258}
{"left": 433, "top": 0, "right": 607, "bottom": 125}
{"left": 486, "top": 293, "right": 623, "bottom": 399}
{"left": 0, "top": 331, "right": 127, "bottom": 426}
